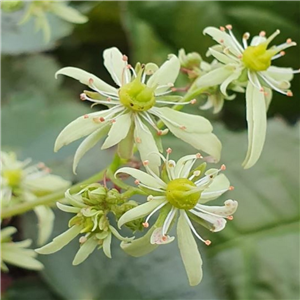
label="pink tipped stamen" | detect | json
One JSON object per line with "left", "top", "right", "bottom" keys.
{"left": 135, "top": 137, "right": 141, "bottom": 143}
{"left": 227, "top": 216, "right": 234, "bottom": 221}
{"left": 83, "top": 114, "right": 89, "bottom": 119}
{"left": 122, "top": 55, "right": 128, "bottom": 61}
{"left": 242, "top": 32, "right": 250, "bottom": 49}
{"left": 229, "top": 186, "right": 235, "bottom": 191}
{"left": 145, "top": 201, "right": 168, "bottom": 224}
{"left": 225, "top": 24, "right": 232, "bottom": 30}
{"left": 196, "top": 153, "right": 202, "bottom": 159}
{"left": 220, "top": 26, "right": 225, "bottom": 32}
{"left": 134, "top": 179, "right": 140, "bottom": 185}
{"left": 220, "top": 164, "right": 226, "bottom": 171}
{"left": 286, "top": 38, "right": 292, "bottom": 44}
{"left": 259, "top": 31, "right": 266, "bottom": 37}
{"left": 205, "top": 240, "right": 212, "bottom": 246}
{"left": 166, "top": 148, "right": 172, "bottom": 154}
{"left": 143, "top": 160, "right": 149, "bottom": 166}
{"left": 287, "top": 91, "right": 293, "bottom": 97}
{"left": 80, "top": 93, "right": 87, "bottom": 101}
{"left": 183, "top": 212, "right": 209, "bottom": 244}
{"left": 142, "top": 222, "right": 149, "bottom": 228}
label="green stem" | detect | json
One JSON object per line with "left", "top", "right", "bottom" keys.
{"left": 1, "top": 170, "right": 106, "bottom": 219}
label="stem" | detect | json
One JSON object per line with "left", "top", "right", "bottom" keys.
{"left": 1, "top": 170, "right": 106, "bottom": 219}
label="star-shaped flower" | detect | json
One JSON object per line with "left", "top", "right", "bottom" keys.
{"left": 55, "top": 47, "right": 221, "bottom": 174}
{"left": 116, "top": 148, "right": 238, "bottom": 286}
{"left": 1, "top": 226, "right": 43, "bottom": 272}
{"left": 196, "top": 25, "right": 299, "bottom": 168}
{"left": 1, "top": 151, "right": 71, "bottom": 245}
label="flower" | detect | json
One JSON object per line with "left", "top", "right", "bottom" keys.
{"left": 1, "top": 151, "right": 71, "bottom": 245}
{"left": 36, "top": 184, "right": 136, "bottom": 264}
{"left": 55, "top": 47, "right": 221, "bottom": 174}
{"left": 1, "top": 226, "right": 43, "bottom": 272}
{"left": 115, "top": 148, "right": 238, "bottom": 286}
{"left": 196, "top": 25, "right": 299, "bottom": 169}
{"left": 19, "top": 0, "right": 88, "bottom": 42}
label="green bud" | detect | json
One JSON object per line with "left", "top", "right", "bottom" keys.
{"left": 179, "top": 49, "right": 202, "bottom": 69}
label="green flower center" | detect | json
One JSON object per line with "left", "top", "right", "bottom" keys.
{"left": 166, "top": 178, "right": 201, "bottom": 210}
{"left": 3, "top": 169, "right": 23, "bottom": 187}
{"left": 242, "top": 43, "right": 276, "bottom": 71}
{"left": 119, "top": 76, "right": 155, "bottom": 112}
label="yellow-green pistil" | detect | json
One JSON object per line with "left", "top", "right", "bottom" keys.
{"left": 3, "top": 169, "right": 23, "bottom": 187}
{"left": 119, "top": 77, "right": 156, "bottom": 112}
{"left": 166, "top": 178, "right": 201, "bottom": 210}
{"left": 242, "top": 43, "right": 276, "bottom": 71}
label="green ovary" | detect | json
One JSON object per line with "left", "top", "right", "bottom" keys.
{"left": 242, "top": 44, "right": 276, "bottom": 71}
{"left": 119, "top": 77, "right": 155, "bottom": 112}
{"left": 3, "top": 169, "right": 23, "bottom": 187}
{"left": 166, "top": 178, "right": 201, "bottom": 210}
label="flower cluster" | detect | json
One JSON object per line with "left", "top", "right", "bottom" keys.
{"left": 1, "top": 226, "right": 43, "bottom": 272}
{"left": 115, "top": 149, "right": 238, "bottom": 286}
{"left": 196, "top": 25, "right": 299, "bottom": 168}
{"left": 36, "top": 184, "right": 140, "bottom": 264}
{"left": 1, "top": 151, "right": 70, "bottom": 245}
{"left": 18, "top": 0, "right": 88, "bottom": 42}
{"left": 55, "top": 47, "right": 221, "bottom": 174}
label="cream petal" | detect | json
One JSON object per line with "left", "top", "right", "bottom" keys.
{"left": 220, "top": 69, "right": 243, "bottom": 96}
{"left": 56, "top": 202, "right": 81, "bottom": 214}
{"left": 134, "top": 116, "right": 161, "bottom": 175}
{"left": 102, "top": 233, "right": 112, "bottom": 259}
{"left": 203, "top": 27, "right": 242, "bottom": 57}
{"left": 151, "top": 107, "right": 213, "bottom": 133}
{"left": 196, "top": 65, "right": 237, "bottom": 88}
{"left": 208, "top": 47, "right": 237, "bottom": 64}
{"left": 73, "top": 126, "right": 109, "bottom": 173}
{"left": 197, "top": 199, "right": 238, "bottom": 217}
{"left": 115, "top": 167, "right": 166, "bottom": 189}
{"left": 103, "top": 47, "right": 131, "bottom": 87}
{"left": 55, "top": 67, "right": 117, "bottom": 94}
{"left": 177, "top": 210, "right": 203, "bottom": 286}
{"left": 35, "top": 225, "right": 82, "bottom": 254}
{"left": 54, "top": 108, "right": 119, "bottom": 152}
{"left": 242, "top": 82, "right": 267, "bottom": 169}
{"left": 200, "top": 174, "right": 230, "bottom": 203}
{"left": 147, "top": 54, "right": 180, "bottom": 92}
{"left": 264, "top": 66, "right": 294, "bottom": 82}
{"left": 34, "top": 206, "right": 55, "bottom": 246}
{"left": 101, "top": 112, "right": 132, "bottom": 149}
{"left": 118, "top": 198, "right": 166, "bottom": 228}
{"left": 72, "top": 237, "right": 99, "bottom": 265}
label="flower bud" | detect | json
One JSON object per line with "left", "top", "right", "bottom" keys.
{"left": 179, "top": 49, "right": 202, "bottom": 69}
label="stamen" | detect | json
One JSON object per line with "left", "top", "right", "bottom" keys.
{"left": 143, "top": 160, "right": 149, "bottom": 166}
{"left": 166, "top": 148, "right": 172, "bottom": 154}
{"left": 122, "top": 55, "right": 128, "bottom": 61}
{"left": 227, "top": 216, "right": 234, "bottom": 220}
{"left": 147, "top": 195, "right": 154, "bottom": 201}
{"left": 258, "top": 73, "right": 292, "bottom": 96}
{"left": 229, "top": 186, "right": 235, "bottom": 191}
{"left": 80, "top": 93, "right": 87, "bottom": 101}
{"left": 220, "top": 26, "right": 225, "bottom": 31}
{"left": 287, "top": 91, "right": 293, "bottom": 97}
{"left": 157, "top": 129, "right": 169, "bottom": 136}
{"left": 286, "top": 38, "right": 292, "bottom": 44}
{"left": 242, "top": 32, "right": 250, "bottom": 49}
{"left": 196, "top": 153, "right": 202, "bottom": 159}
{"left": 83, "top": 114, "right": 89, "bottom": 119}
{"left": 135, "top": 137, "right": 141, "bottom": 143}
{"left": 134, "top": 179, "right": 140, "bottom": 185}
{"left": 162, "top": 207, "right": 177, "bottom": 235}
{"left": 205, "top": 240, "right": 212, "bottom": 246}
{"left": 221, "top": 164, "right": 226, "bottom": 170}
{"left": 259, "top": 31, "right": 266, "bottom": 37}
{"left": 142, "top": 222, "right": 149, "bottom": 228}
{"left": 145, "top": 201, "right": 168, "bottom": 224}
{"left": 225, "top": 24, "right": 232, "bottom": 30}
{"left": 183, "top": 212, "right": 208, "bottom": 244}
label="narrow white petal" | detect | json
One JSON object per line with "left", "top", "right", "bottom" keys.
{"left": 115, "top": 167, "right": 166, "bottom": 189}
{"left": 56, "top": 202, "right": 81, "bottom": 213}
{"left": 208, "top": 47, "right": 237, "bottom": 64}
{"left": 54, "top": 115, "right": 105, "bottom": 152}
{"left": 102, "top": 232, "right": 112, "bottom": 258}
{"left": 55, "top": 67, "right": 117, "bottom": 94}
{"left": 220, "top": 69, "right": 243, "bottom": 96}
{"left": 102, "top": 113, "right": 132, "bottom": 149}
{"left": 34, "top": 206, "right": 55, "bottom": 246}
{"left": 264, "top": 66, "right": 294, "bottom": 82}
{"left": 177, "top": 210, "right": 203, "bottom": 286}
{"left": 203, "top": 27, "right": 242, "bottom": 57}
{"left": 196, "top": 65, "right": 237, "bottom": 88}
{"left": 147, "top": 54, "right": 180, "bottom": 92}
{"left": 197, "top": 199, "right": 238, "bottom": 217}
{"left": 134, "top": 115, "right": 161, "bottom": 175}
{"left": 72, "top": 237, "right": 98, "bottom": 265}
{"left": 103, "top": 47, "right": 131, "bottom": 86}
{"left": 73, "top": 126, "right": 109, "bottom": 173}
{"left": 242, "top": 82, "right": 267, "bottom": 169}
{"left": 35, "top": 225, "right": 82, "bottom": 254}
{"left": 118, "top": 198, "right": 166, "bottom": 228}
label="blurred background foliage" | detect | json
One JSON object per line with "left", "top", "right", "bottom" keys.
{"left": 1, "top": 1, "right": 299, "bottom": 300}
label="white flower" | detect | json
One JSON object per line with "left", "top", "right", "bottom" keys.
{"left": 116, "top": 148, "right": 238, "bottom": 286}
{"left": 55, "top": 47, "right": 221, "bottom": 174}
{"left": 19, "top": 0, "right": 88, "bottom": 42}
{"left": 0, "top": 151, "right": 71, "bottom": 245}
{"left": 1, "top": 226, "right": 43, "bottom": 272}
{"left": 197, "top": 25, "right": 299, "bottom": 168}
